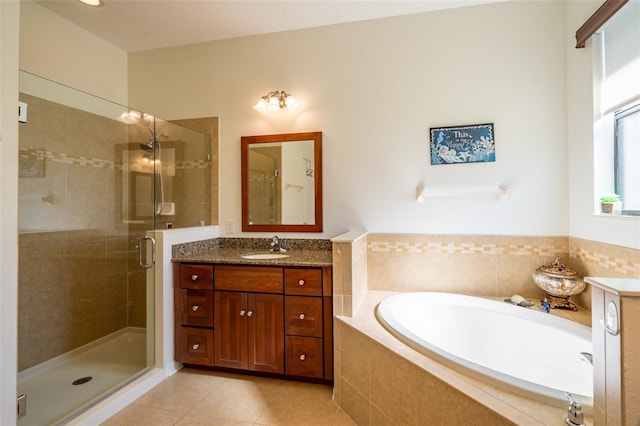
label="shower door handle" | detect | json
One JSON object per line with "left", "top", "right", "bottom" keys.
{"left": 137, "top": 236, "right": 156, "bottom": 269}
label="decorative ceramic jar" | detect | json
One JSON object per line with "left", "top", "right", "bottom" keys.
{"left": 532, "top": 257, "right": 585, "bottom": 311}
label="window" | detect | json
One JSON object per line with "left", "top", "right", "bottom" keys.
{"left": 614, "top": 103, "right": 640, "bottom": 215}
{"left": 593, "top": 0, "right": 640, "bottom": 215}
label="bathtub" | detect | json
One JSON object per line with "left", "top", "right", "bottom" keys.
{"left": 376, "top": 292, "right": 593, "bottom": 409}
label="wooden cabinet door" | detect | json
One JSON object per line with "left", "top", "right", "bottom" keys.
{"left": 214, "top": 291, "right": 248, "bottom": 369}
{"left": 248, "top": 293, "right": 284, "bottom": 374}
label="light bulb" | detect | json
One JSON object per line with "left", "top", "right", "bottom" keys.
{"left": 285, "top": 95, "right": 298, "bottom": 108}
{"left": 253, "top": 98, "right": 268, "bottom": 112}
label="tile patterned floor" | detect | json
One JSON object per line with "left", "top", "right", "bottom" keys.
{"left": 102, "top": 369, "right": 355, "bottom": 426}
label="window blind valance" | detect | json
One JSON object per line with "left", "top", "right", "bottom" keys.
{"left": 576, "top": 0, "right": 629, "bottom": 48}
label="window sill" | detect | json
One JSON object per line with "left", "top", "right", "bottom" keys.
{"left": 594, "top": 213, "right": 640, "bottom": 220}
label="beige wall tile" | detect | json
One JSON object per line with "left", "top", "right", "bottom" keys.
{"left": 338, "top": 378, "right": 369, "bottom": 426}
{"left": 497, "top": 254, "right": 545, "bottom": 298}
{"left": 416, "top": 376, "right": 515, "bottom": 425}
{"left": 340, "top": 324, "right": 371, "bottom": 398}
{"left": 404, "top": 251, "right": 451, "bottom": 292}
{"left": 368, "top": 251, "right": 406, "bottom": 291}
{"left": 369, "top": 342, "right": 417, "bottom": 425}
{"left": 450, "top": 252, "right": 497, "bottom": 296}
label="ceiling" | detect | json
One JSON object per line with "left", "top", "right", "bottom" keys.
{"left": 34, "top": 0, "right": 505, "bottom": 52}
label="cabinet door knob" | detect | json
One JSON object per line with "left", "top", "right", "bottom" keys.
{"left": 247, "top": 310, "right": 254, "bottom": 317}
{"left": 299, "top": 313, "right": 305, "bottom": 320}
{"left": 298, "top": 279, "right": 305, "bottom": 286}
{"left": 192, "top": 305, "right": 199, "bottom": 312}
{"left": 240, "top": 310, "right": 246, "bottom": 316}
{"left": 191, "top": 274, "right": 199, "bottom": 281}
{"left": 299, "top": 354, "right": 306, "bottom": 361}
{"left": 192, "top": 343, "right": 200, "bottom": 350}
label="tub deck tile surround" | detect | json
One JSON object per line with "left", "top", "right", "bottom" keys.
{"left": 334, "top": 291, "right": 593, "bottom": 426}
{"left": 331, "top": 232, "right": 638, "bottom": 425}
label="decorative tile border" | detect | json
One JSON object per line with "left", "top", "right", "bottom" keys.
{"left": 368, "top": 234, "right": 640, "bottom": 278}
{"left": 368, "top": 241, "right": 566, "bottom": 257}
{"left": 571, "top": 247, "right": 640, "bottom": 277}
{"left": 19, "top": 148, "right": 114, "bottom": 169}
{"left": 19, "top": 149, "right": 211, "bottom": 171}
{"left": 176, "top": 159, "right": 211, "bottom": 170}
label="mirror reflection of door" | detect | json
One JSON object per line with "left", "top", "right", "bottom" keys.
{"left": 248, "top": 147, "right": 281, "bottom": 224}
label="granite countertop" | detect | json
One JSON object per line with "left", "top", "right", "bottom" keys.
{"left": 171, "top": 237, "right": 333, "bottom": 267}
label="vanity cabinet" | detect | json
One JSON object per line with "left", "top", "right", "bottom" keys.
{"left": 173, "top": 261, "right": 333, "bottom": 382}
{"left": 214, "top": 265, "right": 284, "bottom": 373}
{"left": 174, "top": 264, "right": 214, "bottom": 366}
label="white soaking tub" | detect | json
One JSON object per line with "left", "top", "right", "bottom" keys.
{"left": 376, "top": 292, "right": 593, "bottom": 409}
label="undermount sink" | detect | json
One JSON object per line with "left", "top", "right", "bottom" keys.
{"left": 240, "top": 252, "right": 290, "bottom": 260}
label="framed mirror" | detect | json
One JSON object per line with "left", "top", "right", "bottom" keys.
{"left": 241, "top": 132, "right": 322, "bottom": 232}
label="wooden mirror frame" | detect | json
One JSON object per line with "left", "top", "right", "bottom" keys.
{"left": 241, "top": 131, "right": 323, "bottom": 232}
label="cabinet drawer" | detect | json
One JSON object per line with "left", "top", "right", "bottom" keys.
{"left": 284, "top": 268, "right": 322, "bottom": 296}
{"left": 285, "top": 296, "right": 323, "bottom": 337}
{"left": 215, "top": 265, "right": 283, "bottom": 293}
{"left": 182, "top": 290, "right": 213, "bottom": 327}
{"left": 181, "top": 327, "right": 213, "bottom": 366}
{"left": 285, "top": 336, "right": 323, "bottom": 378}
{"left": 181, "top": 264, "right": 213, "bottom": 290}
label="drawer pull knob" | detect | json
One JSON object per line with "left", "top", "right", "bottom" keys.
{"left": 247, "top": 310, "right": 254, "bottom": 317}
{"left": 192, "top": 343, "right": 200, "bottom": 350}
{"left": 240, "top": 310, "right": 246, "bottom": 316}
{"left": 299, "top": 354, "right": 306, "bottom": 361}
{"left": 192, "top": 305, "right": 199, "bottom": 312}
{"left": 191, "top": 274, "right": 199, "bottom": 281}
{"left": 299, "top": 313, "right": 306, "bottom": 320}
{"left": 298, "top": 279, "right": 305, "bottom": 286}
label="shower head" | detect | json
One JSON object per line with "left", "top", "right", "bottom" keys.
{"left": 139, "top": 141, "right": 154, "bottom": 152}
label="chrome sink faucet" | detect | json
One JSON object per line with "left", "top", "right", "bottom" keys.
{"left": 269, "top": 236, "right": 287, "bottom": 253}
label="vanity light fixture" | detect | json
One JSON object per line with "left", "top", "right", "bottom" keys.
{"left": 253, "top": 91, "right": 297, "bottom": 112}
{"left": 79, "top": 0, "right": 104, "bottom": 6}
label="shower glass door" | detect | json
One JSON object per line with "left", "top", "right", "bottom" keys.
{"left": 17, "top": 71, "right": 160, "bottom": 425}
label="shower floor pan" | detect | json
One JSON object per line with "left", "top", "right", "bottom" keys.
{"left": 17, "top": 328, "right": 148, "bottom": 426}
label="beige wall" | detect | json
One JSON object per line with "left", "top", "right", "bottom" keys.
{"left": 19, "top": 0, "right": 128, "bottom": 105}
{"left": 128, "top": 1, "right": 571, "bottom": 240}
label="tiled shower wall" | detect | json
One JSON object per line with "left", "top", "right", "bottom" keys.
{"left": 18, "top": 93, "right": 216, "bottom": 370}
{"left": 17, "top": 93, "right": 146, "bottom": 370}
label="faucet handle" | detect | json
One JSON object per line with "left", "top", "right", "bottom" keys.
{"left": 564, "top": 393, "right": 585, "bottom": 426}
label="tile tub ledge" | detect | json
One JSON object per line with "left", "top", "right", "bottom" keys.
{"left": 334, "top": 290, "right": 593, "bottom": 425}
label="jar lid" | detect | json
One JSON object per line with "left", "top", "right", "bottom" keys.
{"left": 535, "top": 257, "right": 582, "bottom": 279}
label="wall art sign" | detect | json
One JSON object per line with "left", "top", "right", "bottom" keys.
{"left": 429, "top": 123, "right": 495, "bottom": 165}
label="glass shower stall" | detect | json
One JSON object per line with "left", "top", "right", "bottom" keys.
{"left": 16, "top": 71, "right": 211, "bottom": 425}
